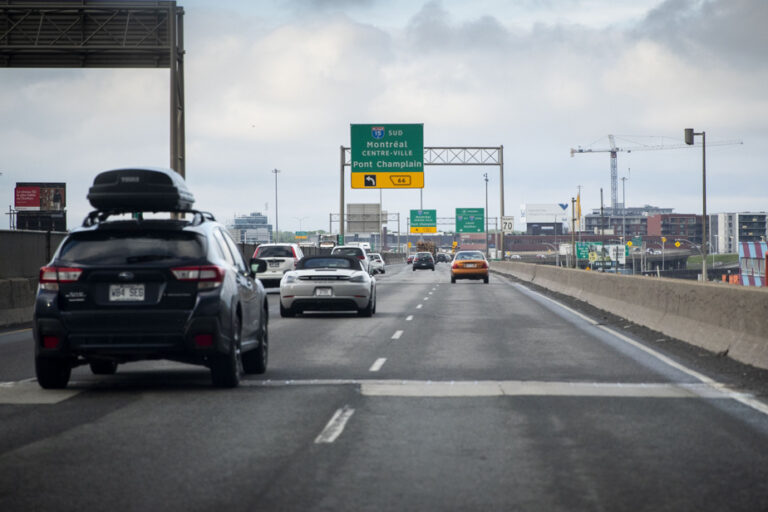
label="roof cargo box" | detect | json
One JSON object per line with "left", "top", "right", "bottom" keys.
{"left": 87, "top": 167, "right": 195, "bottom": 212}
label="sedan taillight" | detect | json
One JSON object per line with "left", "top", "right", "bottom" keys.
{"left": 172, "top": 265, "right": 225, "bottom": 290}
{"left": 39, "top": 266, "right": 83, "bottom": 290}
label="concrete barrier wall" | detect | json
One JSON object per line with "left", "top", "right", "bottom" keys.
{"left": 492, "top": 261, "right": 768, "bottom": 371}
{"left": 0, "top": 230, "right": 68, "bottom": 279}
{"left": 0, "top": 278, "right": 37, "bottom": 327}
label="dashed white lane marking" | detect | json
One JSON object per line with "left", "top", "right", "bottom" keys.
{"left": 423, "top": 297, "right": 429, "bottom": 301}
{"left": 406, "top": 315, "right": 414, "bottom": 321}
{"left": 0, "top": 379, "right": 81, "bottom": 404}
{"left": 243, "top": 379, "right": 733, "bottom": 399}
{"left": 315, "top": 405, "right": 355, "bottom": 444}
{"left": 369, "top": 358, "right": 386, "bottom": 372}
{"left": 416, "top": 304, "right": 423, "bottom": 309}
{"left": 391, "top": 330, "right": 404, "bottom": 340}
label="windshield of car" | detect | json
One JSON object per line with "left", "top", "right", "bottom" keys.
{"left": 255, "top": 245, "right": 294, "bottom": 258}
{"left": 416, "top": 253, "right": 432, "bottom": 259}
{"left": 333, "top": 248, "right": 363, "bottom": 257}
{"left": 58, "top": 231, "right": 205, "bottom": 265}
{"left": 455, "top": 252, "right": 485, "bottom": 260}
{"left": 299, "top": 257, "right": 357, "bottom": 270}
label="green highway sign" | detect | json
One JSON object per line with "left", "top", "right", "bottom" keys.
{"left": 410, "top": 209, "right": 437, "bottom": 233}
{"left": 350, "top": 124, "right": 424, "bottom": 189}
{"left": 456, "top": 208, "right": 484, "bottom": 233}
{"left": 295, "top": 231, "right": 308, "bottom": 240}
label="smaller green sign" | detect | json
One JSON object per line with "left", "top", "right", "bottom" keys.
{"left": 456, "top": 208, "right": 484, "bottom": 233}
{"left": 295, "top": 231, "right": 308, "bottom": 240}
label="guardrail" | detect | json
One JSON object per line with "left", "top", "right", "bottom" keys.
{"left": 491, "top": 261, "right": 768, "bottom": 371}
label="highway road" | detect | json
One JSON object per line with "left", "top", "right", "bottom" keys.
{"left": 1, "top": 262, "right": 767, "bottom": 511}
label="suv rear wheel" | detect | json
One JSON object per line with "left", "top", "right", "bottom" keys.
{"left": 243, "top": 309, "right": 268, "bottom": 374}
{"left": 210, "top": 316, "right": 242, "bottom": 388}
{"left": 36, "top": 357, "right": 72, "bottom": 389}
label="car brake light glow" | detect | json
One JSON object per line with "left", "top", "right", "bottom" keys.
{"left": 194, "top": 334, "right": 214, "bottom": 347}
{"left": 42, "top": 335, "right": 60, "bottom": 349}
{"left": 172, "top": 265, "right": 225, "bottom": 290}
{"left": 39, "top": 266, "right": 83, "bottom": 290}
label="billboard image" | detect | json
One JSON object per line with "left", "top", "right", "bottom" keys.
{"left": 523, "top": 203, "right": 567, "bottom": 224}
{"left": 15, "top": 182, "right": 66, "bottom": 211}
{"left": 14, "top": 182, "right": 67, "bottom": 231}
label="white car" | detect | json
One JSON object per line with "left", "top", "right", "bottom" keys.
{"left": 279, "top": 255, "right": 376, "bottom": 317}
{"left": 368, "top": 253, "right": 385, "bottom": 274}
{"left": 252, "top": 243, "right": 304, "bottom": 287}
{"left": 331, "top": 245, "right": 372, "bottom": 274}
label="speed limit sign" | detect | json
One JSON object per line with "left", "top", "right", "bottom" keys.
{"left": 502, "top": 216, "right": 515, "bottom": 234}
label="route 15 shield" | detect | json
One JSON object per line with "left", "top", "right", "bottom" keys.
{"left": 371, "top": 126, "right": 384, "bottom": 139}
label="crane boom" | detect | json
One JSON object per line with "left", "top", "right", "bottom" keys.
{"left": 570, "top": 135, "right": 743, "bottom": 210}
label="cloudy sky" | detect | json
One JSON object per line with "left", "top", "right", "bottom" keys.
{"left": 1, "top": 0, "right": 765, "bottom": 233}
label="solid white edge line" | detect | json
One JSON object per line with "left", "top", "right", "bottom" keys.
{"left": 369, "top": 358, "right": 386, "bottom": 372}
{"left": 391, "top": 330, "right": 404, "bottom": 340}
{"left": 505, "top": 277, "right": 768, "bottom": 417}
{"left": 315, "top": 405, "right": 355, "bottom": 444}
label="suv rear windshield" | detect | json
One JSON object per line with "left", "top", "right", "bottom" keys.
{"left": 333, "top": 248, "right": 363, "bottom": 257}
{"left": 256, "top": 246, "right": 295, "bottom": 258}
{"left": 58, "top": 231, "right": 205, "bottom": 265}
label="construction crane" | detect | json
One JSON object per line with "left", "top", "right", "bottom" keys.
{"left": 570, "top": 135, "right": 743, "bottom": 211}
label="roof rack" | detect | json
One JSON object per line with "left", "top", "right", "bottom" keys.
{"left": 82, "top": 209, "right": 216, "bottom": 227}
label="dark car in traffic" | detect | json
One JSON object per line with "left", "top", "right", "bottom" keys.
{"left": 412, "top": 252, "right": 435, "bottom": 271}
{"left": 33, "top": 167, "right": 270, "bottom": 389}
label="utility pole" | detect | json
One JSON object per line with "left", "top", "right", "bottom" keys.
{"left": 272, "top": 168, "right": 280, "bottom": 242}
{"left": 571, "top": 197, "right": 577, "bottom": 268}
{"left": 484, "top": 173, "right": 489, "bottom": 259}
{"left": 621, "top": 175, "right": 628, "bottom": 242}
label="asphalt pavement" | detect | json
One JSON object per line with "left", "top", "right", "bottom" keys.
{"left": 1, "top": 262, "right": 767, "bottom": 511}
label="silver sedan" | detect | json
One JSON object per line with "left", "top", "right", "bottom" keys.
{"left": 279, "top": 255, "right": 376, "bottom": 317}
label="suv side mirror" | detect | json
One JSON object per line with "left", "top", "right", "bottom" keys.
{"left": 250, "top": 258, "right": 267, "bottom": 276}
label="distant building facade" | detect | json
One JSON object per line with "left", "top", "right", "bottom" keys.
{"left": 583, "top": 205, "right": 673, "bottom": 238}
{"left": 647, "top": 213, "right": 703, "bottom": 244}
{"left": 711, "top": 212, "right": 767, "bottom": 254}
{"left": 229, "top": 212, "right": 273, "bottom": 244}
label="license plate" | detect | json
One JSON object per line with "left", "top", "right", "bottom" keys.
{"left": 465, "top": 263, "right": 477, "bottom": 268}
{"left": 268, "top": 261, "right": 281, "bottom": 268}
{"left": 314, "top": 287, "right": 333, "bottom": 297}
{"left": 109, "top": 284, "right": 145, "bottom": 302}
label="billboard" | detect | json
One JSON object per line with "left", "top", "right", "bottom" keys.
{"left": 15, "top": 182, "right": 66, "bottom": 211}
{"left": 523, "top": 203, "right": 566, "bottom": 224}
{"left": 14, "top": 183, "right": 67, "bottom": 231}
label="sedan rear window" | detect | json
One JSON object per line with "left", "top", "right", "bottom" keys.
{"left": 455, "top": 252, "right": 485, "bottom": 260}
{"left": 256, "top": 246, "right": 294, "bottom": 258}
{"left": 299, "top": 257, "right": 356, "bottom": 270}
{"left": 58, "top": 231, "right": 205, "bottom": 265}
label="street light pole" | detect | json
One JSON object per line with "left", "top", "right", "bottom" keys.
{"left": 272, "top": 168, "right": 280, "bottom": 243}
{"left": 685, "top": 128, "right": 707, "bottom": 281}
{"left": 484, "top": 173, "right": 489, "bottom": 258}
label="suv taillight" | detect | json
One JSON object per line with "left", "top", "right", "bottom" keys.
{"left": 39, "top": 266, "right": 83, "bottom": 290}
{"left": 172, "top": 265, "right": 225, "bottom": 290}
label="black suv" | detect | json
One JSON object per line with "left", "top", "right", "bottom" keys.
{"left": 33, "top": 168, "right": 270, "bottom": 389}
{"left": 412, "top": 252, "right": 435, "bottom": 271}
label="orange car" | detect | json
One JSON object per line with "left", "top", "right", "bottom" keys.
{"left": 450, "top": 250, "right": 489, "bottom": 284}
